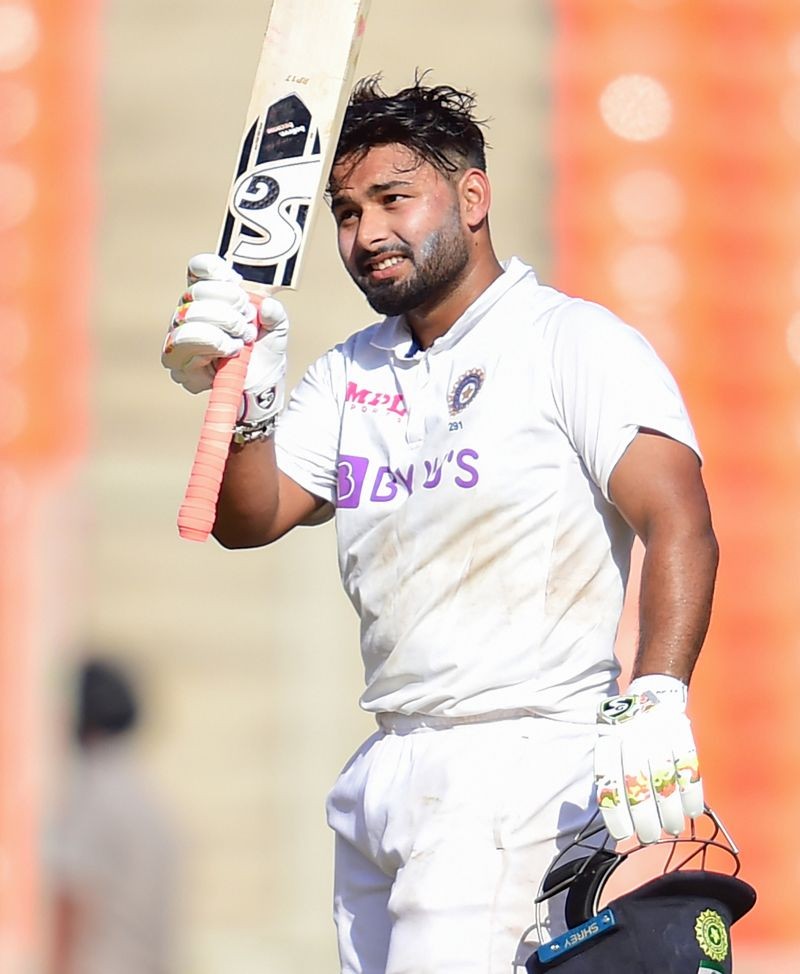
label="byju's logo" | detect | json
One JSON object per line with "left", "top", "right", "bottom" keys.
{"left": 336, "top": 449, "right": 480, "bottom": 509}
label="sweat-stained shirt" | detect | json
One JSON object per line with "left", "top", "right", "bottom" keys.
{"left": 275, "top": 257, "right": 699, "bottom": 721}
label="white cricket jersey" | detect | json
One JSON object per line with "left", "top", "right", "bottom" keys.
{"left": 275, "top": 258, "right": 700, "bottom": 720}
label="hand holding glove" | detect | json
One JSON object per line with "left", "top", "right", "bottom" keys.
{"left": 161, "top": 253, "right": 289, "bottom": 434}
{"left": 594, "top": 674, "right": 703, "bottom": 844}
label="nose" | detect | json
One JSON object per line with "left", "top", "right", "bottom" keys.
{"left": 354, "top": 204, "right": 391, "bottom": 252}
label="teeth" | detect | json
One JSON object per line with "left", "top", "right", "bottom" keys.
{"left": 374, "top": 256, "right": 403, "bottom": 271}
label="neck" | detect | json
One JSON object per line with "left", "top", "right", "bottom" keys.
{"left": 406, "top": 253, "right": 504, "bottom": 350}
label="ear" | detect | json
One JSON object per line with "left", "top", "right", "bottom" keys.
{"left": 458, "top": 168, "right": 492, "bottom": 229}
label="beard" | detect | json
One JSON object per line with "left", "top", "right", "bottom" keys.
{"left": 352, "top": 209, "right": 471, "bottom": 316}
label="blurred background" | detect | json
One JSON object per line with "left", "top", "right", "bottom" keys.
{"left": 1, "top": 0, "right": 798, "bottom": 971}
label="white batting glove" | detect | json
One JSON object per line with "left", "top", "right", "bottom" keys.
{"left": 161, "top": 253, "right": 288, "bottom": 423}
{"left": 594, "top": 674, "right": 703, "bottom": 845}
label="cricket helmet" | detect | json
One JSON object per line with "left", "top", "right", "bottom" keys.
{"left": 526, "top": 807, "right": 756, "bottom": 973}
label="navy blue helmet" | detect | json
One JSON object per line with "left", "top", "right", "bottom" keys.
{"left": 527, "top": 808, "right": 756, "bottom": 973}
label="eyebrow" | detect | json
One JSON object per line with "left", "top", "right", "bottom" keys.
{"left": 331, "top": 179, "right": 415, "bottom": 209}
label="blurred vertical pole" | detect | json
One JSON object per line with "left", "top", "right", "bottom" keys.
{"left": 0, "top": 0, "right": 100, "bottom": 968}
{"left": 552, "top": 0, "right": 800, "bottom": 958}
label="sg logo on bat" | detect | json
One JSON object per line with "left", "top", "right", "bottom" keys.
{"left": 230, "top": 155, "right": 321, "bottom": 265}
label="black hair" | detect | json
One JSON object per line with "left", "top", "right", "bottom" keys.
{"left": 330, "top": 74, "right": 488, "bottom": 191}
{"left": 76, "top": 659, "right": 138, "bottom": 740}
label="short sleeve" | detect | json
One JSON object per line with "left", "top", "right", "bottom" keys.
{"left": 548, "top": 300, "right": 700, "bottom": 501}
{"left": 274, "top": 349, "right": 343, "bottom": 503}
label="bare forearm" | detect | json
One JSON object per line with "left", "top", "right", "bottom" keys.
{"left": 212, "top": 439, "right": 281, "bottom": 547}
{"left": 212, "top": 437, "right": 326, "bottom": 547}
{"left": 632, "top": 523, "right": 719, "bottom": 684}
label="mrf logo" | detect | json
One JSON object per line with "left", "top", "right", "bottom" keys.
{"left": 336, "top": 449, "right": 480, "bottom": 509}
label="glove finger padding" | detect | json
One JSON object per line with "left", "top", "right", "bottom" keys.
{"left": 184, "top": 279, "right": 254, "bottom": 319}
{"left": 162, "top": 253, "right": 290, "bottom": 422}
{"left": 162, "top": 321, "right": 245, "bottom": 393}
{"left": 163, "top": 257, "right": 259, "bottom": 394}
{"left": 187, "top": 252, "right": 244, "bottom": 285}
{"left": 623, "top": 715, "right": 685, "bottom": 843}
{"left": 237, "top": 295, "right": 290, "bottom": 423}
{"left": 646, "top": 725, "right": 686, "bottom": 837}
{"left": 257, "top": 296, "right": 289, "bottom": 332}
{"left": 673, "top": 719, "right": 703, "bottom": 818}
{"left": 594, "top": 685, "right": 703, "bottom": 845}
{"left": 172, "top": 297, "right": 257, "bottom": 342}
{"left": 594, "top": 732, "right": 635, "bottom": 841}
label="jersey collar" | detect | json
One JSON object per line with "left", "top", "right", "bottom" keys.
{"left": 369, "top": 257, "right": 536, "bottom": 359}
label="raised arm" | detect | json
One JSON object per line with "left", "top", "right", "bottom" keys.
{"left": 162, "top": 254, "right": 330, "bottom": 548}
{"left": 212, "top": 436, "right": 328, "bottom": 547}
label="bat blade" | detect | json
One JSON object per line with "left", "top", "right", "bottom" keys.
{"left": 218, "top": 0, "right": 371, "bottom": 295}
{"left": 219, "top": 95, "right": 317, "bottom": 288}
{"left": 177, "top": 0, "right": 371, "bottom": 542}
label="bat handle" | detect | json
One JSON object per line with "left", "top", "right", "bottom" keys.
{"left": 177, "top": 343, "right": 253, "bottom": 542}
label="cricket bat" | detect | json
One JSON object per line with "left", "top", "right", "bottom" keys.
{"left": 177, "top": 0, "right": 371, "bottom": 542}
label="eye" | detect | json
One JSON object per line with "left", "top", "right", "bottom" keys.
{"left": 383, "top": 193, "right": 408, "bottom": 206}
{"left": 335, "top": 207, "right": 358, "bottom": 227}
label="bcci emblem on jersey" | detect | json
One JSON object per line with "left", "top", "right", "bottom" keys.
{"left": 448, "top": 368, "right": 485, "bottom": 415}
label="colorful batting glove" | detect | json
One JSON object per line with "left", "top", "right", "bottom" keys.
{"left": 594, "top": 674, "right": 703, "bottom": 845}
{"left": 161, "top": 253, "right": 288, "bottom": 423}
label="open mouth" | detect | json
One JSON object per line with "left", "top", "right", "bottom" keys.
{"left": 372, "top": 255, "right": 404, "bottom": 271}
{"left": 365, "top": 254, "right": 407, "bottom": 281}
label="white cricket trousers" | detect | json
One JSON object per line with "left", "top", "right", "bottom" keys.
{"left": 325, "top": 712, "right": 598, "bottom": 974}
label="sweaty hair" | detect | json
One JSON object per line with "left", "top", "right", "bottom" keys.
{"left": 330, "top": 75, "right": 488, "bottom": 191}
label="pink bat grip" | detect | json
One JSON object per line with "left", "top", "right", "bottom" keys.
{"left": 177, "top": 343, "right": 253, "bottom": 541}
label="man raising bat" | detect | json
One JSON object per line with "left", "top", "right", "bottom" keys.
{"left": 161, "top": 79, "right": 718, "bottom": 974}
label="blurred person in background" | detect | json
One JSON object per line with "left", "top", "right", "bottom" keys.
{"left": 45, "top": 658, "right": 179, "bottom": 974}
